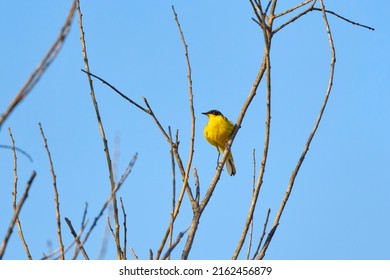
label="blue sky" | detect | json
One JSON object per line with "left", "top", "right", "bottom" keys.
{"left": 1, "top": 1, "right": 389, "bottom": 260}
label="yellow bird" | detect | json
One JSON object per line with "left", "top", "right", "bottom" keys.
{"left": 202, "top": 110, "right": 236, "bottom": 176}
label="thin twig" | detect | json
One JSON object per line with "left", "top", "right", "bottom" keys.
{"left": 81, "top": 70, "right": 175, "bottom": 145}
{"left": 81, "top": 69, "right": 149, "bottom": 113}
{"left": 120, "top": 197, "right": 127, "bottom": 260}
{"left": 0, "top": 0, "right": 77, "bottom": 127}
{"left": 168, "top": 127, "right": 176, "bottom": 258}
{"left": 273, "top": 1, "right": 374, "bottom": 34}
{"left": 252, "top": 208, "right": 271, "bottom": 259}
{"left": 312, "top": 7, "right": 375, "bottom": 31}
{"left": 130, "top": 247, "right": 138, "bottom": 260}
{"left": 142, "top": 97, "right": 173, "bottom": 149}
{"left": 0, "top": 145, "right": 33, "bottom": 162}
{"left": 264, "top": 0, "right": 273, "bottom": 15}
{"left": 43, "top": 218, "right": 88, "bottom": 260}
{"left": 246, "top": 149, "right": 257, "bottom": 260}
{"left": 117, "top": 153, "right": 138, "bottom": 188}
{"left": 269, "top": 0, "right": 278, "bottom": 18}
{"left": 71, "top": 202, "right": 89, "bottom": 259}
{"left": 0, "top": 171, "right": 36, "bottom": 259}
{"left": 10, "top": 129, "right": 18, "bottom": 210}
{"left": 256, "top": 223, "right": 278, "bottom": 260}
{"left": 249, "top": 0, "right": 265, "bottom": 29}
{"left": 273, "top": 0, "right": 317, "bottom": 34}
{"left": 81, "top": 202, "right": 88, "bottom": 229}
{"left": 275, "top": 0, "right": 314, "bottom": 18}
{"left": 76, "top": 0, "right": 122, "bottom": 259}
{"left": 81, "top": 68, "right": 175, "bottom": 147}
{"left": 64, "top": 217, "right": 89, "bottom": 260}
{"left": 162, "top": 228, "right": 189, "bottom": 260}
{"left": 39, "top": 123, "right": 65, "bottom": 259}
{"left": 43, "top": 241, "right": 74, "bottom": 260}
{"left": 107, "top": 217, "right": 116, "bottom": 240}
{"left": 193, "top": 167, "right": 200, "bottom": 205}
{"left": 9, "top": 128, "right": 32, "bottom": 259}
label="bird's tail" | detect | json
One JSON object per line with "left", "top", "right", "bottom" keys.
{"left": 226, "top": 152, "right": 236, "bottom": 176}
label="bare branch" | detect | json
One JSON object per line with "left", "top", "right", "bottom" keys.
{"left": 81, "top": 202, "right": 88, "bottom": 229}
{"left": 80, "top": 70, "right": 176, "bottom": 152}
{"left": 273, "top": 1, "right": 374, "bottom": 34}
{"left": 232, "top": 13, "right": 273, "bottom": 259}
{"left": 153, "top": 6, "right": 200, "bottom": 260}
{"left": 71, "top": 203, "right": 89, "bottom": 260}
{"left": 257, "top": 0, "right": 337, "bottom": 259}
{"left": 162, "top": 228, "right": 189, "bottom": 260}
{"left": 76, "top": 0, "right": 122, "bottom": 259}
{"left": 252, "top": 208, "right": 271, "bottom": 259}
{"left": 81, "top": 69, "right": 149, "bottom": 113}
{"left": 0, "top": 0, "right": 77, "bottom": 127}
{"left": 130, "top": 247, "right": 138, "bottom": 260}
{"left": 249, "top": 0, "right": 265, "bottom": 29}
{"left": 39, "top": 123, "right": 65, "bottom": 259}
{"left": 168, "top": 127, "right": 176, "bottom": 258}
{"left": 275, "top": 0, "right": 315, "bottom": 18}
{"left": 0, "top": 145, "right": 33, "bottom": 162}
{"left": 0, "top": 171, "right": 36, "bottom": 259}
{"left": 256, "top": 223, "right": 278, "bottom": 260}
{"left": 9, "top": 128, "right": 32, "bottom": 260}
{"left": 193, "top": 168, "right": 200, "bottom": 205}
{"left": 43, "top": 218, "right": 88, "bottom": 260}
{"left": 269, "top": 0, "right": 278, "bottom": 17}
{"left": 273, "top": 1, "right": 317, "bottom": 34}
{"left": 117, "top": 153, "right": 138, "bottom": 188}
{"left": 107, "top": 217, "right": 116, "bottom": 241}
{"left": 64, "top": 217, "right": 89, "bottom": 260}
{"left": 119, "top": 197, "right": 127, "bottom": 260}
{"left": 9, "top": 129, "right": 18, "bottom": 210}
{"left": 312, "top": 7, "right": 375, "bottom": 31}
{"left": 246, "top": 149, "right": 257, "bottom": 260}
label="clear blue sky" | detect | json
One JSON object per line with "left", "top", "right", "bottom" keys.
{"left": 1, "top": 1, "right": 389, "bottom": 260}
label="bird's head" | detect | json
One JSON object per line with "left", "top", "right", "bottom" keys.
{"left": 202, "top": 110, "right": 223, "bottom": 118}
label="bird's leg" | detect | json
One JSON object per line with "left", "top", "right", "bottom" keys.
{"left": 216, "top": 149, "right": 221, "bottom": 163}
{"left": 215, "top": 148, "right": 224, "bottom": 171}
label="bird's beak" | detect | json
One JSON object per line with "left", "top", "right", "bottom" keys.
{"left": 202, "top": 112, "right": 208, "bottom": 115}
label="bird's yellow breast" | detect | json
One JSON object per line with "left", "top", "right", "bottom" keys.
{"left": 204, "top": 114, "right": 234, "bottom": 150}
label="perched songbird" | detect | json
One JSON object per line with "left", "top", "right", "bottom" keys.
{"left": 202, "top": 110, "right": 236, "bottom": 176}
